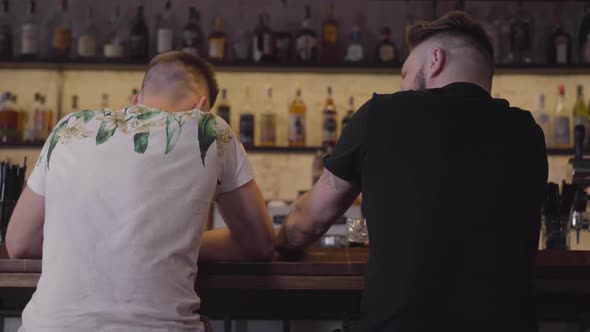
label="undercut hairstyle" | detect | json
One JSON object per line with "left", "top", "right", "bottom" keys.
{"left": 142, "top": 51, "right": 220, "bottom": 107}
{"left": 408, "top": 11, "right": 494, "bottom": 70}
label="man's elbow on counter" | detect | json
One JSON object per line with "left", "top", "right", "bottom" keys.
{"left": 6, "top": 240, "right": 40, "bottom": 260}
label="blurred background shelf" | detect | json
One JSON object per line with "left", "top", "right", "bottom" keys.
{"left": 2, "top": 60, "right": 590, "bottom": 75}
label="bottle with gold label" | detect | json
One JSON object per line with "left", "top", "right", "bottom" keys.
{"left": 375, "top": 27, "right": 397, "bottom": 65}
{"left": 208, "top": 18, "right": 229, "bottom": 63}
{"left": 319, "top": 2, "right": 340, "bottom": 65}
{"left": 52, "top": 0, "right": 72, "bottom": 58}
{"left": 260, "top": 87, "right": 277, "bottom": 147}
{"left": 322, "top": 86, "right": 338, "bottom": 148}
{"left": 289, "top": 88, "right": 306, "bottom": 147}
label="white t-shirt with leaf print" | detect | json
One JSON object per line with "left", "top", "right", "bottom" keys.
{"left": 20, "top": 105, "right": 255, "bottom": 332}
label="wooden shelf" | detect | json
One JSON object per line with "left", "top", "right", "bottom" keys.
{"left": 2, "top": 59, "right": 590, "bottom": 75}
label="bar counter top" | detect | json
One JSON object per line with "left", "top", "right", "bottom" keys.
{"left": 1, "top": 247, "right": 590, "bottom": 321}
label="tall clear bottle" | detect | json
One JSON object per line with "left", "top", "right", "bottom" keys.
{"left": 21, "top": 0, "right": 39, "bottom": 58}
{"left": 156, "top": 0, "right": 174, "bottom": 54}
{"left": 533, "top": 93, "right": 552, "bottom": 148}
{"left": 77, "top": 6, "right": 97, "bottom": 58}
{"left": 104, "top": 6, "right": 124, "bottom": 59}
{"left": 554, "top": 85, "right": 571, "bottom": 148}
{"left": 260, "top": 87, "right": 277, "bottom": 147}
{"left": 289, "top": 88, "right": 306, "bottom": 147}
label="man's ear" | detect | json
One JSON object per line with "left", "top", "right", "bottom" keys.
{"left": 197, "top": 96, "right": 209, "bottom": 112}
{"left": 428, "top": 48, "right": 446, "bottom": 78}
{"left": 132, "top": 93, "right": 140, "bottom": 106}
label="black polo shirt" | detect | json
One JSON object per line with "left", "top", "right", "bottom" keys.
{"left": 324, "top": 82, "right": 548, "bottom": 332}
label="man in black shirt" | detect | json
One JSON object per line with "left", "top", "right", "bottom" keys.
{"left": 277, "top": 11, "right": 547, "bottom": 332}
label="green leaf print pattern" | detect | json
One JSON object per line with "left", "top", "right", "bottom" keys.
{"left": 38, "top": 107, "right": 234, "bottom": 169}
{"left": 198, "top": 112, "right": 217, "bottom": 166}
{"left": 165, "top": 114, "right": 182, "bottom": 154}
{"left": 133, "top": 132, "right": 150, "bottom": 154}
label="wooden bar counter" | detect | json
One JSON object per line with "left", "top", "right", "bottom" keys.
{"left": 1, "top": 248, "right": 590, "bottom": 323}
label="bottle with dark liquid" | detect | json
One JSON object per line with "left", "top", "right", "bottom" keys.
{"left": 508, "top": 1, "right": 533, "bottom": 64}
{"left": 322, "top": 86, "right": 338, "bottom": 148}
{"left": 51, "top": 0, "right": 72, "bottom": 59}
{"left": 239, "top": 86, "right": 255, "bottom": 147}
{"left": 208, "top": 18, "right": 229, "bottom": 63}
{"left": 547, "top": 15, "right": 571, "bottom": 65}
{"left": 0, "top": 0, "right": 12, "bottom": 59}
{"left": 129, "top": 5, "right": 149, "bottom": 61}
{"left": 216, "top": 89, "right": 231, "bottom": 126}
{"left": 295, "top": 5, "right": 318, "bottom": 64}
{"left": 104, "top": 6, "right": 124, "bottom": 59}
{"left": 21, "top": 0, "right": 39, "bottom": 58}
{"left": 579, "top": 3, "right": 590, "bottom": 64}
{"left": 182, "top": 7, "right": 203, "bottom": 56}
{"left": 252, "top": 13, "right": 274, "bottom": 63}
{"left": 375, "top": 27, "right": 397, "bottom": 65}
{"left": 273, "top": 1, "right": 293, "bottom": 64}
{"left": 319, "top": 2, "right": 340, "bottom": 65}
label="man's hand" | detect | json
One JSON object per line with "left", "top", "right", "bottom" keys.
{"left": 276, "top": 169, "right": 360, "bottom": 256}
{"left": 6, "top": 186, "right": 45, "bottom": 259}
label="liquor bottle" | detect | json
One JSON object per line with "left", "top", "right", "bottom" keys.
{"left": 260, "top": 87, "right": 277, "bottom": 147}
{"left": 239, "top": 86, "right": 255, "bottom": 147}
{"left": 253, "top": 13, "right": 274, "bottom": 63}
{"left": 574, "top": 85, "right": 588, "bottom": 138}
{"left": 344, "top": 24, "right": 364, "bottom": 64}
{"left": 289, "top": 88, "right": 306, "bottom": 147}
{"left": 31, "top": 93, "right": 43, "bottom": 142}
{"left": 0, "top": 0, "right": 12, "bottom": 59}
{"left": 101, "top": 93, "right": 109, "bottom": 109}
{"left": 508, "top": 1, "right": 533, "bottom": 64}
{"left": 21, "top": 0, "right": 38, "bottom": 58}
{"left": 273, "top": 1, "right": 293, "bottom": 64}
{"left": 233, "top": 29, "right": 250, "bottom": 62}
{"left": 208, "top": 18, "right": 229, "bottom": 63}
{"left": 129, "top": 5, "right": 149, "bottom": 61}
{"left": 295, "top": 5, "right": 318, "bottom": 64}
{"left": 52, "top": 0, "right": 72, "bottom": 59}
{"left": 77, "top": 6, "right": 97, "bottom": 58}
{"left": 342, "top": 96, "right": 354, "bottom": 130}
{"left": 71, "top": 95, "right": 79, "bottom": 113}
{"left": 12, "top": 94, "right": 23, "bottom": 141}
{"left": 322, "top": 86, "right": 338, "bottom": 148}
{"left": 532, "top": 93, "right": 551, "bottom": 148}
{"left": 579, "top": 3, "right": 590, "bottom": 64}
{"left": 23, "top": 93, "right": 40, "bottom": 142}
{"left": 548, "top": 15, "right": 572, "bottom": 65}
{"left": 0, "top": 92, "right": 18, "bottom": 143}
{"left": 129, "top": 88, "right": 138, "bottom": 104}
{"left": 375, "top": 27, "right": 397, "bottom": 65}
{"left": 182, "top": 7, "right": 203, "bottom": 56}
{"left": 485, "top": 7, "right": 510, "bottom": 65}
{"left": 216, "top": 88, "right": 231, "bottom": 126}
{"left": 319, "top": 2, "right": 340, "bottom": 65}
{"left": 104, "top": 6, "right": 124, "bottom": 59}
{"left": 554, "top": 85, "right": 570, "bottom": 148}
{"left": 156, "top": 0, "right": 174, "bottom": 54}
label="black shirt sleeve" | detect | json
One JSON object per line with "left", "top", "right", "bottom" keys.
{"left": 323, "top": 96, "right": 371, "bottom": 185}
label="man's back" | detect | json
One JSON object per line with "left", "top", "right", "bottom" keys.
{"left": 327, "top": 83, "right": 547, "bottom": 331}
{"left": 21, "top": 106, "right": 253, "bottom": 331}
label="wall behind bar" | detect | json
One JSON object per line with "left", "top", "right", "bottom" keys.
{"left": 0, "top": 68, "right": 586, "bottom": 199}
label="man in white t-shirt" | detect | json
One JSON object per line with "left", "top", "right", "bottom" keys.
{"left": 6, "top": 52, "right": 275, "bottom": 332}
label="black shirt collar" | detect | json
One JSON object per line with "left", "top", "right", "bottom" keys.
{"left": 439, "top": 82, "right": 491, "bottom": 99}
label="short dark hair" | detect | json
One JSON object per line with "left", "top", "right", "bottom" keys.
{"left": 143, "top": 51, "right": 220, "bottom": 107}
{"left": 408, "top": 11, "right": 494, "bottom": 66}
